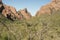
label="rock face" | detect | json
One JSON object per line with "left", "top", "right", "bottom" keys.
{"left": 0, "top": 1, "right": 22, "bottom": 20}
{"left": 18, "top": 8, "right": 31, "bottom": 20}
{"left": 2, "top": 5, "right": 22, "bottom": 20}
{"left": 36, "top": 0, "right": 60, "bottom": 16}
{"left": 0, "top": 0, "right": 31, "bottom": 20}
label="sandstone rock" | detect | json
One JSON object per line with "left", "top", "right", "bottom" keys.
{"left": 0, "top": 0, "right": 22, "bottom": 20}
{"left": 36, "top": 0, "right": 60, "bottom": 16}
{"left": 2, "top": 5, "right": 22, "bottom": 20}
{"left": 18, "top": 8, "right": 31, "bottom": 20}
{"left": 0, "top": 0, "right": 31, "bottom": 20}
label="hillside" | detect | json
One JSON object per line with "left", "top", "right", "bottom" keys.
{"left": 36, "top": 0, "right": 60, "bottom": 16}
{"left": 0, "top": 9, "right": 60, "bottom": 40}
{"left": 0, "top": 1, "right": 31, "bottom": 20}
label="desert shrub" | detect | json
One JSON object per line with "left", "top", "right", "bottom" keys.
{"left": 0, "top": 10, "right": 60, "bottom": 40}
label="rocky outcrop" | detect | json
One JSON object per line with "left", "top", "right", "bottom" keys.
{"left": 2, "top": 5, "right": 22, "bottom": 20}
{"left": 0, "top": 0, "right": 22, "bottom": 20}
{"left": 0, "top": 0, "right": 31, "bottom": 20}
{"left": 18, "top": 8, "right": 31, "bottom": 20}
{"left": 36, "top": 0, "right": 60, "bottom": 16}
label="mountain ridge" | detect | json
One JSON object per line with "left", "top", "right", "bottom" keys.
{"left": 36, "top": 0, "right": 60, "bottom": 16}
{"left": 0, "top": 0, "right": 31, "bottom": 20}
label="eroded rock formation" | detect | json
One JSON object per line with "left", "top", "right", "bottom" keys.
{"left": 2, "top": 5, "right": 22, "bottom": 20}
{"left": 0, "top": 0, "right": 31, "bottom": 20}
{"left": 36, "top": 0, "right": 60, "bottom": 16}
{"left": 18, "top": 8, "right": 32, "bottom": 20}
{"left": 0, "top": 0, "right": 22, "bottom": 20}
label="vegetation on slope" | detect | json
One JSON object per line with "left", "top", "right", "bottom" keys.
{"left": 0, "top": 10, "right": 60, "bottom": 40}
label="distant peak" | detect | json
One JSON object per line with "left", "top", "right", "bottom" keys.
{"left": 20, "top": 8, "right": 27, "bottom": 11}
{"left": 36, "top": 0, "right": 60, "bottom": 16}
{"left": 23, "top": 8, "right": 27, "bottom": 10}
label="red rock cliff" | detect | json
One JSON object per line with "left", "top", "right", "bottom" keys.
{"left": 36, "top": 0, "right": 60, "bottom": 16}
{"left": 18, "top": 8, "right": 32, "bottom": 20}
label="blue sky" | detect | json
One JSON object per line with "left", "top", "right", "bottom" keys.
{"left": 2, "top": 0, "right": 51, "bottom": 16}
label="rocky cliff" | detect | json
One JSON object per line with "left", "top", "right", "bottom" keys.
{"left": 0, "top": 1, "right": 22, "bottom": 21}
{"left": 0, "top": 1, "right": 31, "bottom": 20}
{"left": 2, "top": 5, "right": 22, "bottom": 20}
{"left": 18, "top": 8, "right": 32, "bottom": 20}
{"left": 36, "top": 0, "right": 60, "bottom": 16}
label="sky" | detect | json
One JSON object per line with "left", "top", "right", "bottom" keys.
{"left": 2, "top": 0, "right": 51, "bottom": 16}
